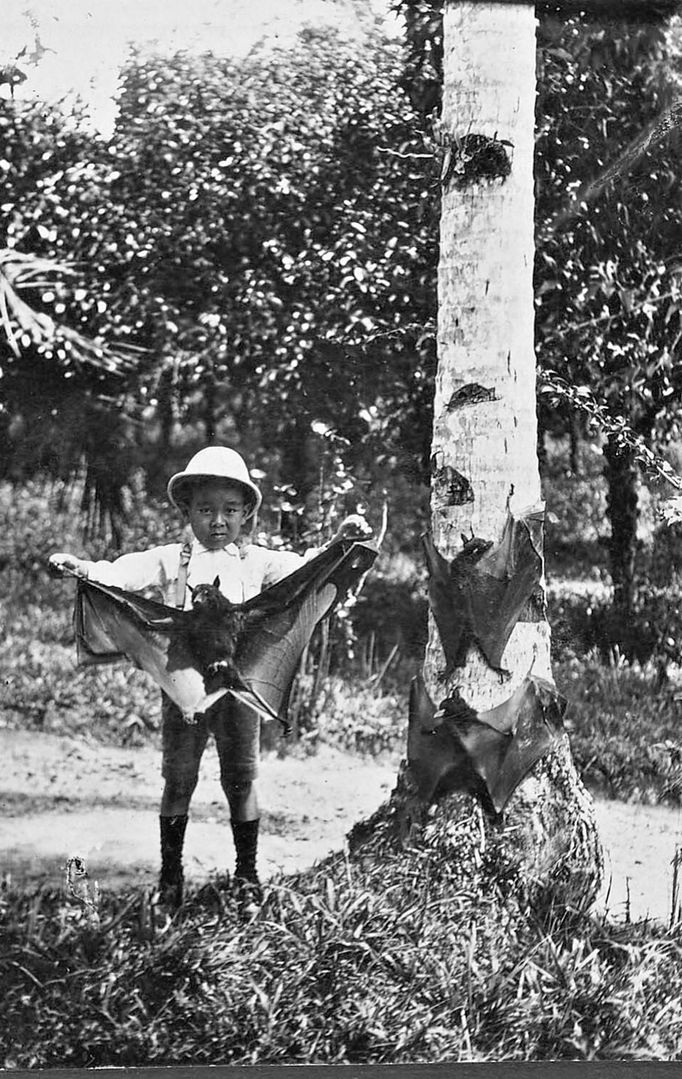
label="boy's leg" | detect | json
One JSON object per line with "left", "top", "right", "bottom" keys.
{"left": 159, "top": 693, "right": 208, "bottom": 906}
{"left": 213, "top": 700, "right": 261, "bottom": 897}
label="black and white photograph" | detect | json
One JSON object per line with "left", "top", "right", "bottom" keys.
{"left": 2, "top": 0, "right": 682, "bottom": 1068}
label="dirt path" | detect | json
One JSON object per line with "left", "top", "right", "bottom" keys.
{"left": 0, "top": 729, "right": 397, "bottom": 890}
{"left": 2, "top": 729, "right": 682, "bottom": 923}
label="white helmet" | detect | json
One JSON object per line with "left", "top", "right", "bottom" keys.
{"left": 167, "top": 446, "right": 262, "bottom": 514}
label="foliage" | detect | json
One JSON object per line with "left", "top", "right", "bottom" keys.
{"left": 393, "top": 0, "right": 443, "bottom": 120}
{"left": 535, "top": 13, "right": 682, "bottom": 417}
{"left": 3, "top": 842, "right": 682, "bottom": 1065}
{"left": 1, "top": 29, "right": 438, "bottom": 530}
{"left": 555, "top": 651, "right": 682, "bottom": 804}
{"left": 535, "top": 14, "right": 682, "bottom": 611}
{"left": 0, "top": 97, "right": 151, "bottom": 537}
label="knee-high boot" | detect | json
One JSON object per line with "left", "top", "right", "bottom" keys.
{"left": 159, "top": 814, "right": 188, "bottom": 908}
{"left": 231, "top": 818, "right": 261, "bottom": 890}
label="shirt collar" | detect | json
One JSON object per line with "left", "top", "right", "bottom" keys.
{"left": 191, "top": 539, "right": 240, "bottom": 556}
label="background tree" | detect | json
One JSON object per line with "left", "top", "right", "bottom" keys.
{"left": 536, "top": 12, "right": 682, "bottom": 633}
{"left": 0, "top": 31, "right": 439, "bottom": 545}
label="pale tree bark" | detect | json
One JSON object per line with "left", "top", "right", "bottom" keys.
{"left": 424, "top": 0, "right": 602, "bottom": 913}
{"left": 430, "top": 0, "right": 545, "bottom": 701}
{"left": 351, "top": 2, "right": 602, "bottom": 919}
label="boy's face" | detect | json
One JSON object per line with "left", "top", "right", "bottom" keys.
{"left": 186, "top": 481, "right": 251, "bottom": 549}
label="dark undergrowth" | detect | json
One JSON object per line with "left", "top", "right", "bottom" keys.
{"left": 556, "top": 651, "right": 682, "bottom": 805}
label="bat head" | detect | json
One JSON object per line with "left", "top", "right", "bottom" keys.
{"left": 189, "top": 577, "right": 231, "bottom": 612}
{"left": 453, "top": 535, "right": 494, "bottom": 569}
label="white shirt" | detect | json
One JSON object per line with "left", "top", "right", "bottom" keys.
{"left": 82, "top": 539, "right": 311, "bottom": 608}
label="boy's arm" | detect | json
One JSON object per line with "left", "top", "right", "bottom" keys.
{"left": 49, "top": 545, "right": 181, "bottom": 594}
{"left": 260, "top": 515, "right": 374, "bottom": 588}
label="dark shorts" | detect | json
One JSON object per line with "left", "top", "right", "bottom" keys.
{"left": 161, "top": 691, "right": 260, "bottom": 788}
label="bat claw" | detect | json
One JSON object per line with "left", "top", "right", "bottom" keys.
{"left": 207, "top": 660, "right": 230, "bottom": 675}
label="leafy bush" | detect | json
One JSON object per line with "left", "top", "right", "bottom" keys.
{"left": 549, "top": 579, "right": 682, "bottom": 668}
{"left": 2, "top": 26, "right": 438, "bottom": 527}
{"left": 556, "top": 651, "right": 682, "bottom": 804}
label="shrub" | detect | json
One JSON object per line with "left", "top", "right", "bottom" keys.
{"left": 555, "top": 651, "right": 682, "bottom": 804}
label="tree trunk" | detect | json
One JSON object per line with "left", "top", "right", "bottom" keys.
{"left": 604, "top": 436, "right": 639, "bottom": 622}
{"left": 569, "top": 411, "right": 581, "bottom": 475}
{"left": 353, "top": 1, "right": 602, "bottom": 919}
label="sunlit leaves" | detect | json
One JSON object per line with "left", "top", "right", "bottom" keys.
{"left": 536, "top": 15, "right": 682, "bottom": 441}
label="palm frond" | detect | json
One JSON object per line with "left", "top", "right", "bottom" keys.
{"left": 0, "top": 248, "right": 143, "bottom": 376}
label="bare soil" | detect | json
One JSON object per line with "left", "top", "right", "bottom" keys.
{"left": 2, "top": 728, "right": 681, "bottom": 924}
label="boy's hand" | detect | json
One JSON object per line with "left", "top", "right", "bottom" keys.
{"left": 48, "top": 553, "right": 88, "bottom": 579}
{"left": 330, "top": 515, "right": 374, "bottom": 544}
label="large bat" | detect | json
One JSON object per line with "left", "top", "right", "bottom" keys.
{"left": 73, "top": 539, "right": 377, "bottom": 731}
{"left": 407, "top": 673, "right": 566, "bottom": 816}
{"left": 422, "top": 508, "right": 544, "bottom": 676}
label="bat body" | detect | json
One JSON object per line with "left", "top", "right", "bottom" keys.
{"left": 408, "top": 673, "right": 565, "bottom": 815}
{"left": 74, "top": 539, "right": 377, "bottom": 729}
{"left": 423, "top": 509, "right": 544, "bottom": 676}
{"left": 185, "top": 577, "right": 247, "bottom": 691}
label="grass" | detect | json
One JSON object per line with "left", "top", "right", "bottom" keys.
{"left": 3, "top": 823, "right": 682, "bottom": 1066}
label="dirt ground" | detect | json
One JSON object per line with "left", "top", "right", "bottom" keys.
{"left": 2, "top": 728, "right": 682, "bottom": 924}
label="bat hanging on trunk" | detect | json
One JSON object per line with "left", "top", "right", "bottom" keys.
{"left": 422, "top": 507, "right": 545, "bottom": 677}
{"left": 71, "top": 539, "right": 377, "bottom": 733}
{"left": 407, "top": 673, "right": 566, "bottom": 816}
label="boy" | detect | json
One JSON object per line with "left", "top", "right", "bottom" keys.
{"left": 49, "top": 445, "right": 370, "bottom": 913}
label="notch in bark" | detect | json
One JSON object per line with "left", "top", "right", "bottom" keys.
{"left": 431, "top": 457, "right": 475, "bottom": 505}
{"left": 440, "top": 133, "right": 512, "bottom": 192}
{"left": 446, "top": 382, "right": 497, "bottom": 409}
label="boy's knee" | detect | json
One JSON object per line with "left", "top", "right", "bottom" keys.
{"left": 223, "top": 778, "right": 253, "bottom": 799}
{"left": 164, "top": 773, "right": 199, "bottom": 802}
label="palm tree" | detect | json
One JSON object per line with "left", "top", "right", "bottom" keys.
{"left": 0, "top": 247, "right": 142, "bottom": 540}
{"left": 419, "top": 0, "right": 602, "bottom": 911}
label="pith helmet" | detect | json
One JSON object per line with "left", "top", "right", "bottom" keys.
{"left": 167, "top": 446, "right": 262, "bottom": 514}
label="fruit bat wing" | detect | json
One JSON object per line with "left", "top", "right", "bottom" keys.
{"left": 481, "top": 676, "right": 566, "bottom": 813}
{"left": 74, "top": 580, "right": 206, "bottom": 719}
{"left": 235, "top": 584, "right": 338, "bottom": 721}
{"left": 72, "top": 539, "right": 377, "bottom": 724}
{"left": 407, "top": 676, "right": 502, "bottom": 808}
{"left": 242, "top": 539, "right": 377, "bottom": 618}
{"left": 232, "top": 539, "right": 377, "bottom": 722}
{"left": 447, "top": 717, "right": 511, "bottom": 811}
{"left": 407, "top": 675, "right": 565, "bottom": 816}
{"left": 422, "top": 533, "right": 472, "bottom": 674}
{"left": 424, "top": 513, "right": 543, "bottom": 674}
{"left": 471, "top": 514, "right": 543, "bottom": 669}
{"left": 407, "top": 673, "right": 443, "bottom": 801}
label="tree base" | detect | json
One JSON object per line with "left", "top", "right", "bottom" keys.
{"left": 347, "top": 738, "right": 603, "bottom": 923}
